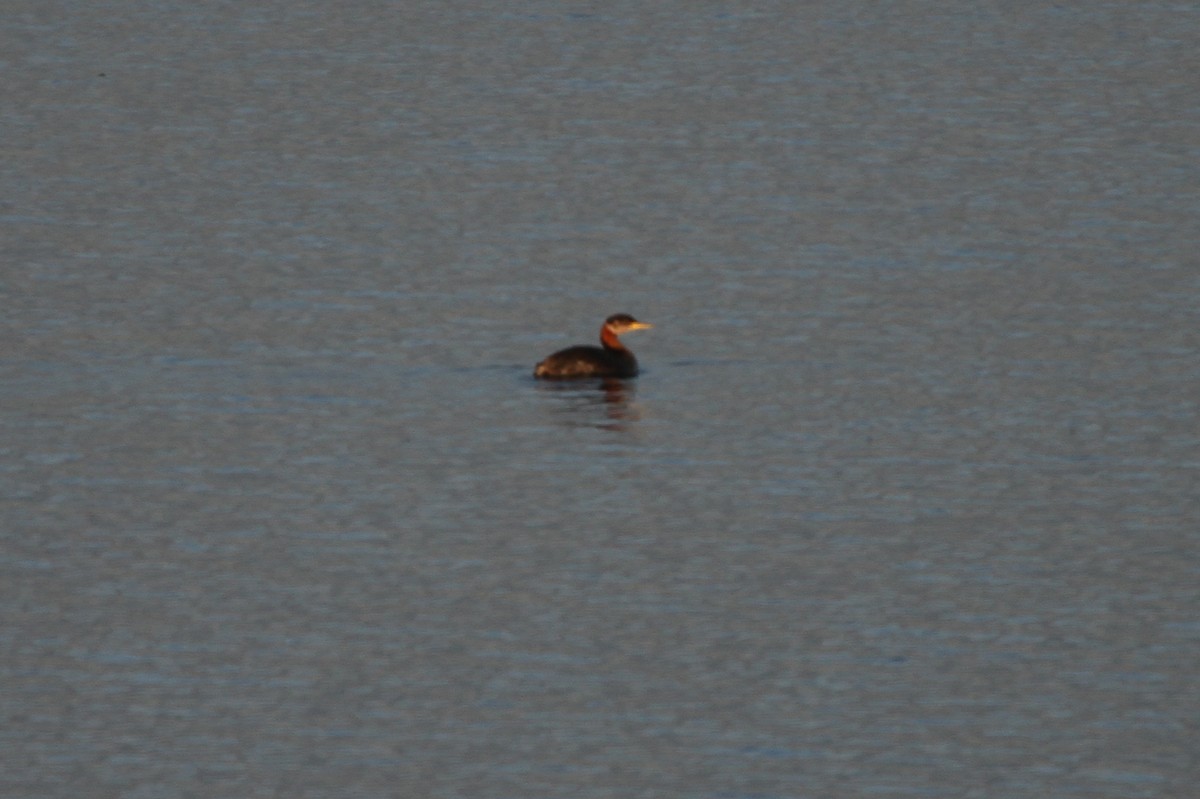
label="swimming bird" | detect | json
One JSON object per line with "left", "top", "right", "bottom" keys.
{"left": 533, "top": 314, "right": 653, "bottom": 379}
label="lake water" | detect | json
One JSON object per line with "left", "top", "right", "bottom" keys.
{"left": 4, "top": 2, "right": 1198, "bottom": 797}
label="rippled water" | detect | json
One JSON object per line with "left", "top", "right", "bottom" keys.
{"left": 5, "top": 2, "right": 1199, "bottom": 797}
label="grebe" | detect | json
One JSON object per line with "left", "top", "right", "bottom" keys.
{"left": 533, "top": 314, "right": 653, "bottom": 379}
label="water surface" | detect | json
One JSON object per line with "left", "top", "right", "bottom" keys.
{"left": 4, "top": 2, "right": 1198, "bottom": 797}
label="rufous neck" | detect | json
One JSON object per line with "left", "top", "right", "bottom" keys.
{"left": 600, "top": 325, "right": 626, "bottom": 351}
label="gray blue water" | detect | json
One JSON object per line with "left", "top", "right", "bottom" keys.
{"left": 4, "top": 2, "right": 1198, "bottom": 797}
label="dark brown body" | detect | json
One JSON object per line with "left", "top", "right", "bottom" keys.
{"left": 533, "top": 314, "right": 652, "bottom": 379}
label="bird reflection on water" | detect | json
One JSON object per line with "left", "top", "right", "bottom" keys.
{"left": 534, "top": 377, "right": 641, "bottom": 432}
